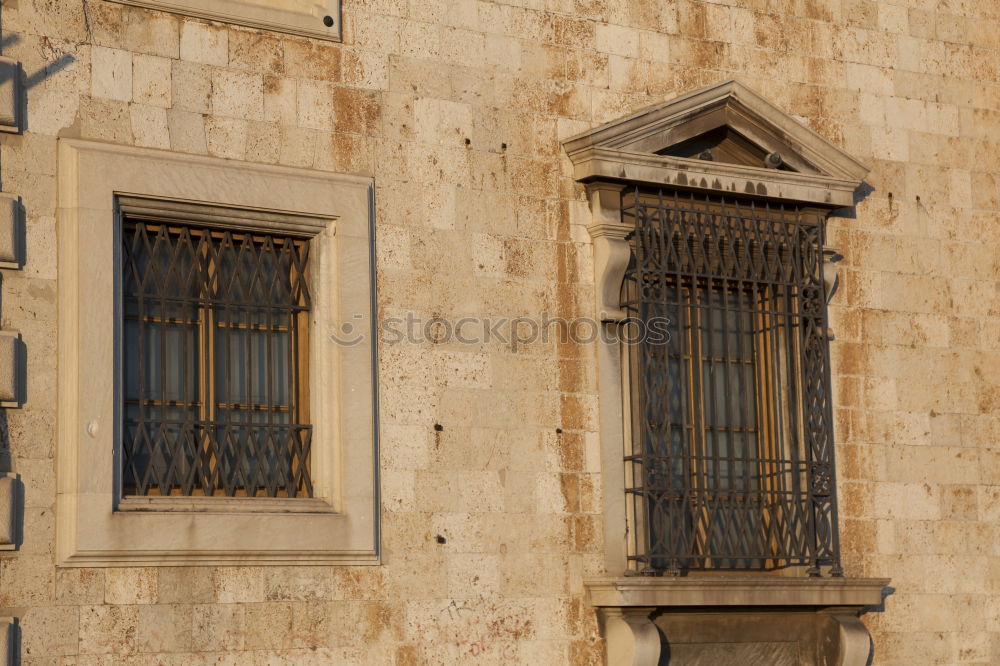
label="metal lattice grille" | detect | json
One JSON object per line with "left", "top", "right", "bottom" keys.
{"left": 622, "top": 189, "right": 840, "bottom": 575}
{"left": 121, "top": 220, "right": 313, "bottom": 498}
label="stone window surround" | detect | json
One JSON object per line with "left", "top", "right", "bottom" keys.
{"left": 56, "top": 139, "right": 378, "bottom": 567}
{"left": 109, "top": 0, "right": 342, "bottom": 42}
{"left": 563, "top": 80, "right": 890, "bottom": 665}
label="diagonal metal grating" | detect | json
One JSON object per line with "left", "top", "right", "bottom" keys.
{"left": 621, "top": 188, "right": 841, "bottom": 576}
{"left": 121, "top": 220, "right": 313, "bottom": 498}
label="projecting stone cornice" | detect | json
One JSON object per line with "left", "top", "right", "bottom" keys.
{"left": 563, "top": 79, "right": 871, "bottom": 207}
{"left": 567, "top": 145, "right": 864, "bottom": 207}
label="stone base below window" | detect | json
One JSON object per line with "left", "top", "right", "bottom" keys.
{"left": 587, "top": 576, "right": 890, "bottom": 666}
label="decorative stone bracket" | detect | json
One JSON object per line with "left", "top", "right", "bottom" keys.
{"left": 586, "top": 183, "right": 630, "bottom": 322}
{"left": 587, "top": 577, "right": 890, "bottom": 666}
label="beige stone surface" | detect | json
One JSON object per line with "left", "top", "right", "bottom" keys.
{"left": 0, "top": 0, "right": 997, "bottom": 663}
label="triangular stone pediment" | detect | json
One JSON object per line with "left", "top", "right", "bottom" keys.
{"left": 563, "top": 80, "right": 869, "bottom": 206}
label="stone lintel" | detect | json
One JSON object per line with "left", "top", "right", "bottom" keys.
{"left": 572, "top": 147, "right": 859, "bottom": 207}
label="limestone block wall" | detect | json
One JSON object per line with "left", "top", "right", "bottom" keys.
{"left": 0, "top": 0, "right": 995, "bottom": 664}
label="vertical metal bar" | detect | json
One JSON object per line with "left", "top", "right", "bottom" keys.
{"left": 717, "top": 198, "right": 739, "bottom": 566}
{"left": 635, "top": 192, "right": 655, "bottom": 574}
{"left": 673, "top": 190, "right": 692, "bottom": 573}
{"left": 816, "top": 211, "right": 843, "bottom": 576}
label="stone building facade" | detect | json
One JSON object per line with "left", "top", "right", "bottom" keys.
{"left": 0, "top": 0, "right": 997, "bottom": 664}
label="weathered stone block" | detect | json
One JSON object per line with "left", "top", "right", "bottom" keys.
{"left": 90, "top": 46, "right": 132, "bottom": 102}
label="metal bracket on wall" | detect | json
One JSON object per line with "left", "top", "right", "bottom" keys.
{"left": 0, "top": 332, "right": 25, "bottom": 408}
{"left": 0, "top": 617, "right": 14, "bottom": 666}
{"left": 0, "top": 474, "right": 18, "bottom": 551}
{"left": 0, "top": 57, "right": 21, "bottom": 133}
{"left": 0, "top": 194, "right": 24, "bottom": 269}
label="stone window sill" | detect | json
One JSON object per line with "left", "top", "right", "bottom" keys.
{"left": 586, "top": 576, "right": 891, "bottom": 666}
{"left": 585, "top": 575, "right": 890, "bottom": 609}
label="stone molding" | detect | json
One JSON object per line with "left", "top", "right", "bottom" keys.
{"left": 563, "top": 79, "right": 870, "bottom": 207}
{"left": 109, "top": 0, "right": 342, "bottom": 42}
{"left": 586, "top": 576, "right": 890, "bottom": 608}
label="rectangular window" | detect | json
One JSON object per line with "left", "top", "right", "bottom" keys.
{"left": 621, "top": 189, "right": 839, "bottom": 575}
{"left": 121, "top": 220, "right": 313, "bottom": 498}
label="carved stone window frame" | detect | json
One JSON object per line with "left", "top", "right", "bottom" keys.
{"left": 564, "top": 80, "right": 889, "bottom": 666}
{"left": 56, "top": 139, "right": 378, "bottom": 566}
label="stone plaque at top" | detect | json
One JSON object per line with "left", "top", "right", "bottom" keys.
{"left": 111, "top": 0, "right": 341, "bottom": 41}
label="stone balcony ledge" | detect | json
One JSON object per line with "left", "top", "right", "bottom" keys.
{"left": 586, "top": 576, "right": 891, "bottom": 666}
{"left": 586, "top": 575, "right": 891, "bottom": 608}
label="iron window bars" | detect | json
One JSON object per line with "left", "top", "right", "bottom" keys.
{"left": 621, "top": 188, "right": 841, "bottom": 576}
{"left": 121, "top": 219, "right": 313, "bottom": 498}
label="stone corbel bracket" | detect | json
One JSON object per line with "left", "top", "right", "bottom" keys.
{"left": 0, "top": 57, "right": 21, "bottom": 133}
{"left": 585, "top": 183, "right": 630, "bottom": 322}
{"left": 596, "top": 606, "right": 661, "bottom": 666}
{"left": 824, "top": 246, "right": 843, "bottom": 303}
{"left": 0, "top": 617, "right": 14, "bottom": 666}
{"left": 0, "top": 332, "right": 25, "bottom": 408}
{"left": 0, "top": 194, "right": 24, "bottom": 269}
{"left": 0, "top": 474, "right": 19, "bottom": 551}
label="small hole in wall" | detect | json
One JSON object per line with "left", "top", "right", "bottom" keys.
{"left": 501, "top": 143, "right": 507, "bottom": 151}
{"left": 433, "top": 423, "right": 444, "bottom": 432}
{"left": 322, "top": 15, "right": 334, "bottom": 27}
{"left": 435, "top": 534, "right": 447, "bottom": 544}
{"left": 916, "top": 195, "right": 921, "bottom": 202}
{"left": 464, "top": 138, "right": 471, "bottom": 146}
{"left": 887, "top": 192, "right": 893, "bottom": 199}
{"left": 555, "top": 428, "right": 563, "bottom": 434}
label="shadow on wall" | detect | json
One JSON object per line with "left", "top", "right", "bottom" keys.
{"left": 0, "top": 32, "right": 77, "bottom": 138}
{"left": 831, "top": 180, "right": 876, "bottom": 220}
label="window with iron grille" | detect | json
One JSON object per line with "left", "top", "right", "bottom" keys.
{"left": 621, "top": 188, "right": 841, "bottom": 576}
{"left": 121, "top": 219, "right": 313, "bottom": 498}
